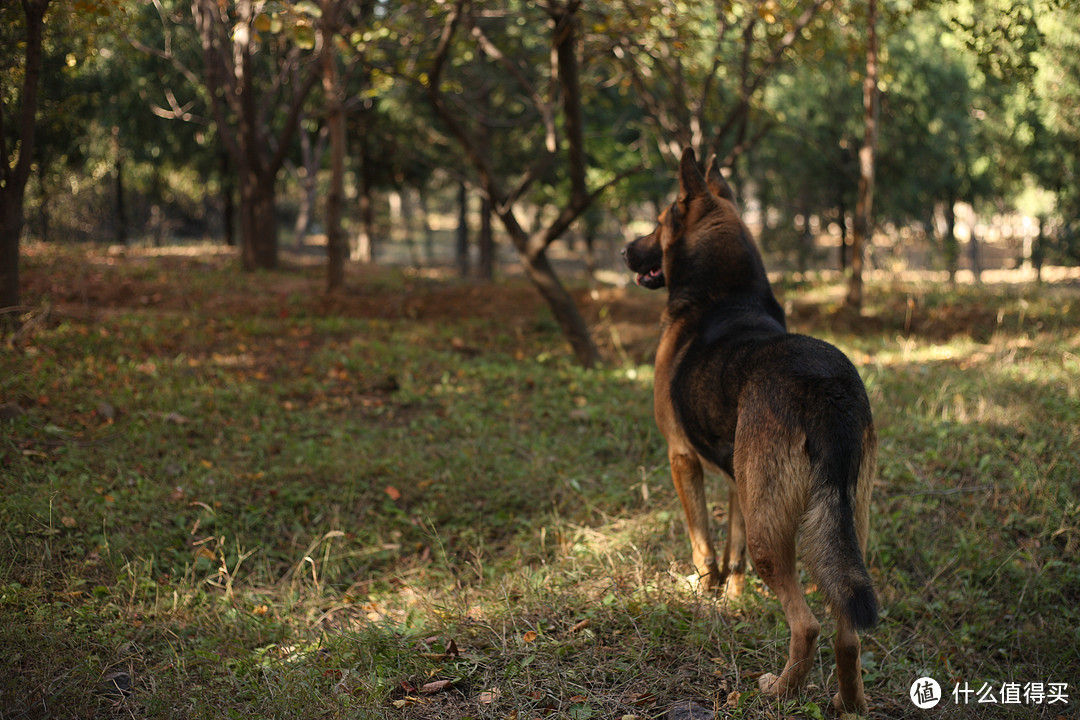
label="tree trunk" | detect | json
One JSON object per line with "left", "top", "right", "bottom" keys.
{"left": 292, "top": 168, "right": 315, "bottom": 248}
{"left": 1, "top": 0, "right": 50, "bottom": 320}
{"left": 353, "top": 135, "right": 374, "bottom": 263}
{"left": 322, "top": 11, "right": 347, "bottom": 292}
{"left": 193, "top": 0, "right": 319, "bottom": 270}
{"left": 838, "top": 200, "right": 849, "bottom": 272}
{"left": 968, "top": 225, "right": 982, "bottom": 284}
{"left": 1033, "top": 215, "right": 1045, "bottom": 284}
{"left": 523, "top": 247, "right": 597, "bottom": 368}
{"left": 35, "top": 160, "right": 49, "bottom": 243}
{"left": 113, "top": 127, "right": 128, "bottom": 246}
{"left": 944, "top": 196, "right": 958, "bottom": 283}
{"left": 239, "top": 170, "right": 278, "bottom": 271}
{"left": 555, "top": 4, "right": 586, "bottom": 207}
{"left": 1, "top": 193, "right": 23, "bottom": 314}
{"left": 847, "top": 0, "right": 878, "bottom": 310}
{"left": 426, "top": 0, "right": 606, "bottom": 368}
{"left": 419, "top": 185, "right": 436, "bottom": 264}
{"left": 479, "top": 195, "right": 494, "bottom": 281}
{"left": 220, "top": 147, "right": 236, "bottom": 246}
{"left": 456, "top": 182, "right": 470, "bottom": 277}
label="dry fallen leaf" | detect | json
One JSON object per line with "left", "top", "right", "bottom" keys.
{"left": 419, "top": 679, "right": 453, "bottom": 694}
{"left": 384, "top": 485, "right": 402, "bottom": 501}
{"left": 522, "top": 630, "right": 538, "bottom": 643}
{"left": 569, "top": 619, "right": 590, "bottom": 633}
{"left": 60, "top": 516, "right": 77, "bottom": 528}
{"left": 477, "top": 688, "right": 500, "bottom": 704}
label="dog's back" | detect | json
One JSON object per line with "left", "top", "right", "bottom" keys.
{"left": 669, "top": 303, "right": 878, "bottom": 629}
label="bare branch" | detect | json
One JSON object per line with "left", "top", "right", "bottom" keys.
{"left": 528, "top": 163, "right": 644, "bottom": 259}
{"left": 149, "top": 87, "right": 208, "bottom": 124}
{"left": 708, "top": 0, "right": 827, "bottom": 161}
{"left": 426, "top": 0, "right": 503, "bottom": 202}
{"left": 467, "top": 19, "right": 557, "bottom": 155}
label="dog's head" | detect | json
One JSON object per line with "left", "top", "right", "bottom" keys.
{"left": 623, "top": 148, "right": 760, "bottom": 295}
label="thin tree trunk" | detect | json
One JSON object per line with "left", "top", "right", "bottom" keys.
{"left": 838, "top": 200, "right": 849, "bottom": 272}
{"left": 36, "top": 160, "right": 48, "bottom": 243}
{"left": 220, "top": 147, "right": 236, "bottom": 246}
{"left": 944, "top": 196, "right": 958, "bottom": 283}
{"left": 1033, "top": 215, "right": 1045, "bottom": 284}
{"left": 456, "top": 182, "right": 469, "bottom": 277}
{"left": 847, "top": 0, "right": 878, "bottom": 309}
{"left": 322, "top": 4, "right": 346, "bottom": 292}
{"left": 353, "top": 135, "right": 374, "bottom": 263}
{"left": 113, "top": 126, "right": 128, "bottom": 246}
{"left": 968, "top": 225, "right": 982, "bottom": 284}
{"left": 0, "top": 0, "right": 50, "bottom": 319}
{"left": 478, "top": 195, "right": 494, "bottom": 281}
{"left": 419, "top": 185, "right": 435, "bottom": 264}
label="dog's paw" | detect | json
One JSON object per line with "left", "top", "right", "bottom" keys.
{"left": 721, "top": 573, "right": 745, "bottom": 601}
{"left": 758, "top": 672, "right": 785, "bottom": 696}
{"left": 831, "top": 691, "right": 868, "bottom": 717}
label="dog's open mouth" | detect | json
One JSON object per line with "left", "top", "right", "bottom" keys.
{"left": 636, "top": 266, "right": 665, "bottom": 289}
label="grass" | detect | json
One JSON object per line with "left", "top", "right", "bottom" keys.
{"left": 2, "top": 242, "right": 1079, "bottom": 718}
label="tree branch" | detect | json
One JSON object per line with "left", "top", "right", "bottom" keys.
{"left": 193, "top": 0, "right": 243, "bottom": 165}
{"left": 9, "top": 0, "right": 49, "bottom": 193}
{"left": 426, "top": 0, "right": 503, "bottom": 203}
{"left": 268, "top": 54, "right": 323, "bottom": 176}
{"left": 528, "top": 163, "right": 643, "bottom": 259}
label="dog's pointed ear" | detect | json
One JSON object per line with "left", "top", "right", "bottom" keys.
{"left": 677, "top": 147, "right": 708, "bottom": 203}
{"left": 705, "top": 154, "right": 736, "bottom": 204}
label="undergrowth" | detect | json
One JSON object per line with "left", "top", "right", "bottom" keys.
{"left": 1, "top": 244, "right": 1078, "bottom": 718}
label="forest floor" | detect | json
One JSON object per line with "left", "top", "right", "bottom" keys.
{"left": 2, "top": 242, "right": 1079, "bottom": 719}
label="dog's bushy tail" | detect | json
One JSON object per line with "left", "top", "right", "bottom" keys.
{"left": 802, "top": 425, "right": 878, "bottom": 630}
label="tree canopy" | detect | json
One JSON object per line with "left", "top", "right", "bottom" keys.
{"left": 3, "top": 0, "right": 1079, "bottom": 348}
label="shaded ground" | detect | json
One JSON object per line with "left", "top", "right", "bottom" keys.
{"left": 3, "top": 242, "right": 1079, "bottom": 719}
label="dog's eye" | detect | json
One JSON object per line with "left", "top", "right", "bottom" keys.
{"left": 667, "top": 205, "right": 682, "bottom": 235}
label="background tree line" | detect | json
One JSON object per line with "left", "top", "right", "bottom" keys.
{"left": 3, "top": 0, "right": 1079, "bottom": 364}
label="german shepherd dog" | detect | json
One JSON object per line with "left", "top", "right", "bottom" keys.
{"left": 623, "top": 148, "right": 877, "bottom": 714}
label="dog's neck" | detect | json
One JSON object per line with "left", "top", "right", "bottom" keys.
{"left": 666, "top": 285, "right": 786, "bottom": 333}
{"left": 663, "top": 228, "right": 785, "bottom": 331}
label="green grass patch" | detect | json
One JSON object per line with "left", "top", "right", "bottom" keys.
{"left": 2, "top": 245, "right": 1078, "bottom": 718}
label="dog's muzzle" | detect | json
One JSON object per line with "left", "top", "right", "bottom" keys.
{"left": 623, "top": 236, "right": 665, "bottom": 289}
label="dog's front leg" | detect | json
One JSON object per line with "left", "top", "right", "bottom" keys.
{"left": 669, "top": 451, "right": 721, "bottom": 589}
{"left": 719, "top": 484, "right": 747, "bottom": 600}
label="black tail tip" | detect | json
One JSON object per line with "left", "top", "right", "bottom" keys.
{"left": 847, "top": 587, "right": 879, "bottom": 630}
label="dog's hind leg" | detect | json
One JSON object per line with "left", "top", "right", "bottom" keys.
{"left": 719, "top": 484, "right": 747, "bottom": 600}
{"left": 832, "top": 615, "right": 868, "bottom": 714}
{"left": 734, "top": 439, "right": 820, "bottom": 698}
{"left": 670, "top": 451, "right": 721, "bottom": 589}
{"left": 747, "top": 524, "right": 820, "bottom": 698}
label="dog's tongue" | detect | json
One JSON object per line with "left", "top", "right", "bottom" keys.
{"left": 636, "top": 268, "right": 662, "bottom": 286}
